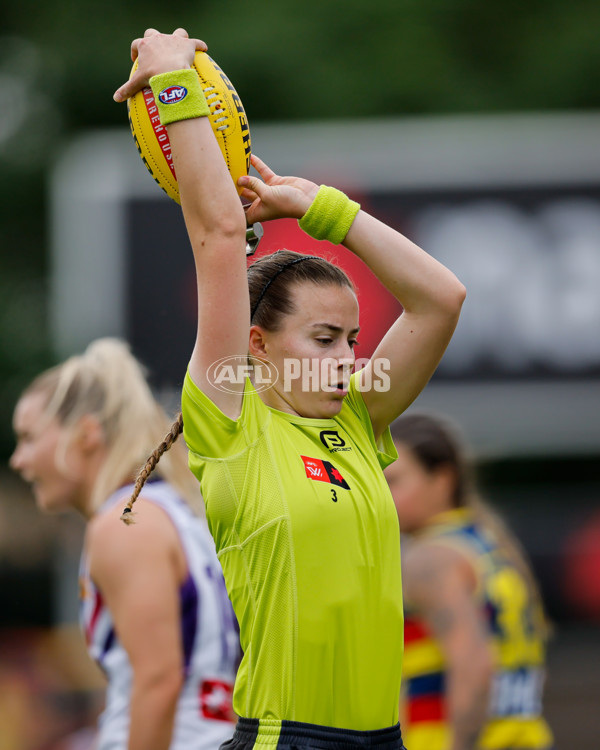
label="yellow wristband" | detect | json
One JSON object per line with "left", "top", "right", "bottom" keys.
{"left": 149, "top": 68, "right": 210, "bottom": 126}
{"left": 298, "top": 185, "right": 360, "bottom": 244}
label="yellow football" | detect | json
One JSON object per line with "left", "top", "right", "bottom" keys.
{"left": 127, "top": 51, "right": 251, "bottom": 203}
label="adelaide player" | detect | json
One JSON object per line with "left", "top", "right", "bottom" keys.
{"left": 386, "top": 413, "right": 555, "bottom": 750}
{"left": 113, "top": 28, "right": 465, "bottom": 750}
{"left": 10, "top": 339, "right": 240, "bottom": 750}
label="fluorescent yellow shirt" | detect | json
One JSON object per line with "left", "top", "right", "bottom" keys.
{"left": 182, "top": 372, "right": 402, "bottom": 730}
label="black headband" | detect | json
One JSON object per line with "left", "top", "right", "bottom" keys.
{"left": 250, "top": 255, "right": 321, "bottom": 320}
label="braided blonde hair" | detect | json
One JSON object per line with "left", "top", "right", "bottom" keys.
{"left": 120, "top": 413, "right": 184, "bottom": 524}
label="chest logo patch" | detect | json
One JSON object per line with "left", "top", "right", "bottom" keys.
{"left": 319, "top": 429, "right": 352, "bottom": 452}
{"left": 301, "top": 455, "right": 350, "bottom": 489}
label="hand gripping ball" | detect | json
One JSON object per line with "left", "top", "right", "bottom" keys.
{"left": 127, "top": 51, "right": 251, "bottom": 203}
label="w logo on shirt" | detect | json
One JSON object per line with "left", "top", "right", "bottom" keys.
{"left": 301, "top": 455, "right": 350, "bottom": 489}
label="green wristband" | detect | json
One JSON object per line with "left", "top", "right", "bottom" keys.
{"left": 298, "top": 185, "right": 360, "bottom": 244}
{"left": 149, "top": 68, "right": 210, "bottom": 126}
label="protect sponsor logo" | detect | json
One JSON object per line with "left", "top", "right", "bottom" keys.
{"left": 199, "top": 678, "right": 235, "bottom": 722}
{"left": 158, "top": 85, "right": 188, "bottom": 104}
{"left": 319, "top": 430, "right": 351, "bottom": 453}
{"left": 212, "top": 58, "right": 251, "bottom": 172}
{"left": 301, "top": 455, "right": 350, "bottom": 489}
{"left": 141, "top": 86, "right": 176, "bottom": 177}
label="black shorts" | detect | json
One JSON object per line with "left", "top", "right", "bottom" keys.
{"left": 220, "top": 718, "right": 406, "bottom": 750}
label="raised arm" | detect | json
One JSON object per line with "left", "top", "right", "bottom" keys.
{"left": 237, "top": 156, "right": 466, "bottom": 440}
{"left": 344, "top": 211, "right": 466, "bottom": 440}
{"left": 403, "top": 542, "right": 493, "bottom": 750}
{"left": 114, "top": 29, "right": 249, "bottom": 419}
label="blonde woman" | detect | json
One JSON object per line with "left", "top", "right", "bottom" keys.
{"left": 10, "top": 338, "right": 240, "bottom": 750}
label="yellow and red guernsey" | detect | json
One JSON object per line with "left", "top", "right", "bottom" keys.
{"left": 401, "top": 508, "right": 554, "bottom": 750}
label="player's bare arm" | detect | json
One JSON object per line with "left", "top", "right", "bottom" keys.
{"left": 88, "top": 501, "right": 185, "bottom": 750}
{"left": 343, "top": 214, "right": 465, "bottom": 441}
{"left": 403, "top": 541, "right": 493, "bottom": 750}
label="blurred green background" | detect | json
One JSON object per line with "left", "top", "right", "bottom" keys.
{"left": 1, "top": 2, "right": 599, "bottom": 748}
{"left": 2, "top": 0, "right": 600, "bottom": 455}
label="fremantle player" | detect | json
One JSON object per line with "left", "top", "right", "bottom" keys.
{"left": 11, "top": 338, "right": 240, "bottom": 750}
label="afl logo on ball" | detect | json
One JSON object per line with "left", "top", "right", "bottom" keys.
{"left": 158, "top": 86, "right": 188, "bottom": 104}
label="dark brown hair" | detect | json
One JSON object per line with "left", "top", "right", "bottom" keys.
{"left": 248, "top": 249, "right": 354, "bottom": 329}
{"left": 391, "top": 412, "right": 473, "bottom": 509}
{"left": 121, "top": 413, "right": 184, "bottom": 524}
